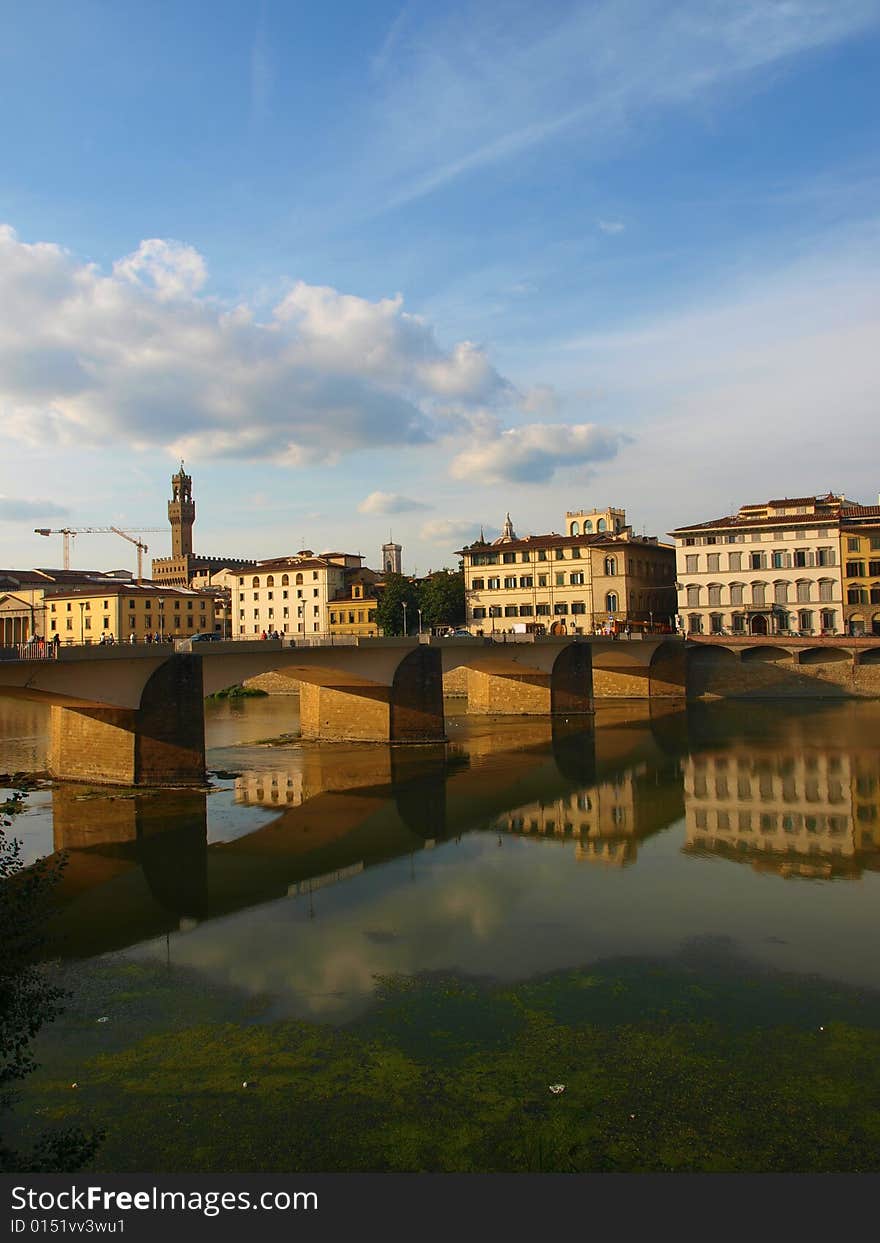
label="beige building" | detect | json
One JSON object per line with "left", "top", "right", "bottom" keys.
{"left": 231, "top": 552, "right": 366, "bottom": 638}
{"left": 329, "top": 570, "right": 381, "bottom": 638}
{"left": 683, "top": 742, "right": 880, "bottom": 878}
{"left": 458, "top": 508, "right": 676, "bottom": 636}
{"left": 45, "top": 582, "right": 217, "bottom": 644}
{"left": 670, "top": 494, "right": 850, "bottom": 637}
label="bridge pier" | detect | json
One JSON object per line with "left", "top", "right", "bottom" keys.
{"left": 465, "top": 643, "right": 593, "bottom": 716}
{"left": 299, "top": 647, "right": 445, "bottom": 743}
{"left": 49, "top": 655, "right": 206, "bottom": 786}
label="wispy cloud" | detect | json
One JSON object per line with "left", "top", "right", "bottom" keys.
{"left": 361, "top": 1, "right": 879, "bottom": 208}
{"left": 0, "top": 496, "right": 69, "bottom": 521}
{"left": 597, "top": 219, "right": 625, "bottom": 235}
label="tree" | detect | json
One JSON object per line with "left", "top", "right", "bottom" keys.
{"left": 418, "top": 570, "right": 465, "bottom": 630}
{"left": 0, "top": 793, "right": 103, "bottom": 1172}
{"left": 375, "top": 573, "right": 420, "bottom": 636}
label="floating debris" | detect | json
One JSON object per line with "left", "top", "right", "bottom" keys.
{"left": 548, "top": 1084, "right": 565, "bottom": 1095}
{"left": 96, "top": 1016, "right": 109, "bottom": 1023}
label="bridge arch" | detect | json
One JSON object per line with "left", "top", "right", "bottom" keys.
{"left": 797, "top": 646, "right": 851, "bottom": 665}
{"left": 741, "top": 645, "right": 793, "bottom": 663}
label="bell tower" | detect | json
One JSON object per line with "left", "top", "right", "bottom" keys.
{"left": 382, "top": 537, "right": 402, "bottom": 575}
{"left": 168, "top": 460, "right": 195, "bottom": 557}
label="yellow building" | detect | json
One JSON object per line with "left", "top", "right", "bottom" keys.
{"left": 0, "top": 568, "right": 134, "bottom": 645}
{"left": 46, "top": 582, "right": 217, "bottom": 644}
{"left": 459, "top": 508, "right": 676, "bottom": 636}
{"left": 840, "top": 504, "right": 880, "bottom": 637}
{"left": 329, "top": 575, "right": 381, "bottom": 638}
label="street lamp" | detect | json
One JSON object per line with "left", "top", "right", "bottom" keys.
{"left": 402, "top": 600, "right": 408, "bottom": 636}
{"left": 417, "top": 608, "right": 422, "bottom": 635}
{"left": 78, "top": 601, "right": 85, "bottom": 645}
{"left": 649, "top": 610, "right": 653, "bottom": 632}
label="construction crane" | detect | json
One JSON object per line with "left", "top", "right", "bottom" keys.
{"left": 34, "top": 526, "right": 164, "bottom": 581}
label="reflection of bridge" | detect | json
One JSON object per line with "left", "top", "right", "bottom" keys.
{"left": 0, "top": 636, "right": 685, "bottom": 785}
{"left": 41, "top": 710, "right": 685, "bottom": 959}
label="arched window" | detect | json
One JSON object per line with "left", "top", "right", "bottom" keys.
{"left": 251, "top": 576, "right": 260, "bottom": 588}
{"left": 570, "top": 521, "right": 580, "bottom": 536}
{"left": 266, "top": 575, "right": 275, "bottom": 587}
{"left": 606, "top": 591, "right": 618, "bottom": 612}
{"left": 597, "top": 519, "right": 607, "bottom": 532}
{"left": 752, "top": 582, "right": 766, "bottom": 606}
{"left": 281, "top": 574, "right": 289, "bottom": 586}
{"left": 604, "top": 556, "right": 616, "bottom": 576}
{"left": 584, "top": 520, "right": 593, "bottom": 533}
{"left": 295, "top": 573, "right": 303, "bottom": 585}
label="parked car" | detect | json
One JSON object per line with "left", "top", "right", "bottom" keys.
{"left": 189, "top": 632, "right": 222, "bottom": 642}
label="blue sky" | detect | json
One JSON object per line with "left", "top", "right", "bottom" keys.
{"left": 2, "top": 1, "right": 879, "bottom": 575}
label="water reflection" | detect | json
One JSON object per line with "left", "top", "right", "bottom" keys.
{"left": 3, "top": 698, "right": 880, "bottom": 1015}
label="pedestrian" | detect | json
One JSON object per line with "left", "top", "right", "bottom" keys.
{"left": 129, "top": 631, "right": 136, "bottom": 644}
{"left": 261, "top": 630, "right": 267, "bottom": 641}
{"left": 52, "top": 632, "right": 60, "bottom": 655}
{"left": 145, "top": 631, "right": 152, "bottom": 644}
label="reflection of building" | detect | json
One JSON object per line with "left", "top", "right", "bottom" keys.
{"left": 839, "top": 506, "right": 880, "bottom": 637}
{"left": 683, "top": 745, "right": 880, "bottom": 877}
{"left": 458, "top": 508, "right": 675, "bottom": 636}
{"left": 492, "top": 760, "right": 681, "bottom": 867}
{"left": 670, "top": 494, "right": 850, "bottom": 637}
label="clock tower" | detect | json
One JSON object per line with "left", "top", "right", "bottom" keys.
{"left": 168, "top": 461, "right": 195, "bottom": 557}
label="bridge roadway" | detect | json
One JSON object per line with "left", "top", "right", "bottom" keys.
{"left": 0, "top": 635, "right": 685, "bottom": 786}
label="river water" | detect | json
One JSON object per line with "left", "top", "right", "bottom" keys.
{"left": 3, "top": 694, "right": 880, "bottom": 1170}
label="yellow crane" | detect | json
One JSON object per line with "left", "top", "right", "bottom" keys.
{"left": 34, "top": 526, "right": 164, "bottom": 581}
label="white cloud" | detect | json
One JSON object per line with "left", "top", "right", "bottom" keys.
{"left": 0, "top": 496, "right": 69, "bottom": 521}
{"left": 597, "top": 219, "right": 625, "bottom": 235}
{"left": 450, "top": 423, "right": 627, "bottom": 485}
{"left": 0, "top": 226, "right": 511, "bottom": 466}
{"left": 420, "top": 518, "right": 493, "bottom": 546}
{"left": 357, "top": 491, "right": 429, "bottom": 515}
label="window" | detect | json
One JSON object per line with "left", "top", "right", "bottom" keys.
{"left": 538, "top": 574, "right": 548, "bottom": 587}
{"left": 521, "top": 552, "right": 530, "bottom": 562}
{"left": 519, "top": 604, "right": 533, "bottom": 616}
{"left": 707, "top": 553, "right": 720, "bottom": 572}
{"left": 605, "top": 592, "right": 618, "bottom": 612}
{"left": 848, "top": 537, "right": 861, "bottom": 551}
{"left": 684, "top": 537, "right": 695, "bottom": 546}
{"left": 570, "top": 572, "right": 585, "bottom": 586}
{"left": 686, "top": 585, "right": 700, "bottom": 607}
{"left": 597, "top": 519, "right": 607, "bottom": 532}
{"left": 604, "top": 556, "right": 616, "bottom": 576}
{"left": 685, "top": 555, "right": 698, "bottom": 573}
{"left": 266, "top": 575, "right": 274, "bottom": 587}
{"left": 554, "top": 603, "right": 569, "bottom": 615}
{"left": 488, "top": 606, "right": 502, "bottom": 618}
{"left": 281, "top": 574, "right": 289, "bottom": 586}
{"left": 555, "top": 573, "right": 565, "bottom": 586}
{"left": 504, "top": 576, "right": 517, "bottom": 588}
{"left": 295, "top": 573, "right": 303, "bottom": 584}
{"left": 252, "top": 577, "right": 259, "bottom": 587}
{"left": 571, "top": 547, "right": 580, "bottom": 559}
{"left": 774, "top": 581, "right": 789, "bottom": 604}
{"left": 750, "top": 552, "right": 764, "bottom": 570}
{"left": 816, "top": 548, "right": 835, "bottom": 567}
{"left": 820, "top": 609, "right": 836, "bottom": 631}
{"left": 710, "top": 613, "right": 723, "bottom": 634}
{"left": 538, "top": 550, "right": 547, "bottom": 561}
{"left": 794, "top": 549, "right": 808, "bottom": 567}
{"left": 708, "top": 584, "right": 722, "bottom": 606}
{"left": 502, "top": 552, "right": 516, "bottom": 564}
{"left": 472, "top": 578, "right": 485, "bottom": 590}
{"left": 869, "top": 561, "right": 880, "bottom": 577}
{"left": 487, "top": 577, "right": 500, "bottom": 590}
{"left": 536, "top": 603, "right": 550, "bottom": 616}
{"left": 504, "top": 605, "right": 518, "bottom": 617}
{"left": 688, "top": 614, "right": 703, "bottom": 634}
{"left": 554, "top": 548, "right": 565, "bottom": 560}
{"left": 796, "top": 580, "right": 811, "bottom": 602}
{"left": 818, "top": 579, "right": 834, "bottom": 602}
{"left": 570, "top": 521, "right": 580, "bottom": 536}
{"left": 728, "top": 552, "right": 741, "bottom": 571}
{"left": 848, "top": 587, "right": 868, "bottom": 604}
{"left": 472, "top": 608, "right": 486, "bottom": 620}
{"left": 846, "top": 561, "right": 865, "bottom": 578}
{"left": 752, "top": 582, "right": 766, "bottom": 605}
{"left": 519, "top": 576, "right": 533, "bottom": 588}
{"left": 729, "top": 583, "right": 744, "bottom": 605}
{"left": 571, "top": 602, "right": 586, "bottom": 615}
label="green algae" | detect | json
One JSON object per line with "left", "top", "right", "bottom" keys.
{"left": 8, "top": 956, "right": 880, "bottom": 1173}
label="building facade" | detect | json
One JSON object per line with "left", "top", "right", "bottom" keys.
{"left": 458, "top": 509, "right": 676, "bottom": 636}
{"left": 840, "top": 504, "right": 880, "bottom": 636}
{"left": 231, "top": 552, "right": 372, "bottom": 638}
{"left": 45, "top": 582, "right": 216, "bottom": 643}
{"left": 670, "top": 494, "right": 850, "bottom": 637}
{"left": 328, "top": 571, "right": 381, "bottom": 638}
{"left": 0, "top": 568, "right": 134, "bottom": 645}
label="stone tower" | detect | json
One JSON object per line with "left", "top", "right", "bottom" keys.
{"left": 168, "top": 460, "right": 195, "bottom": 557}
{"left": 382, "top": 538, "right": 402, "bottom": 575}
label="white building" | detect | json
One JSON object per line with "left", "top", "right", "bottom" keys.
{"left": 231, "top": 551, "right": 363, "bottom": 638}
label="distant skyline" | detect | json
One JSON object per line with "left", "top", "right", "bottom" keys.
{"left": 2, "top": 1, "right": 880, "bottom": 575}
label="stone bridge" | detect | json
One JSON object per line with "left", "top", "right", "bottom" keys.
{"left": 687, "top": 636, "right": 880, "bottom": 699}
{"left": 0, "top": 636, "right": 685, "bottom": 786}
